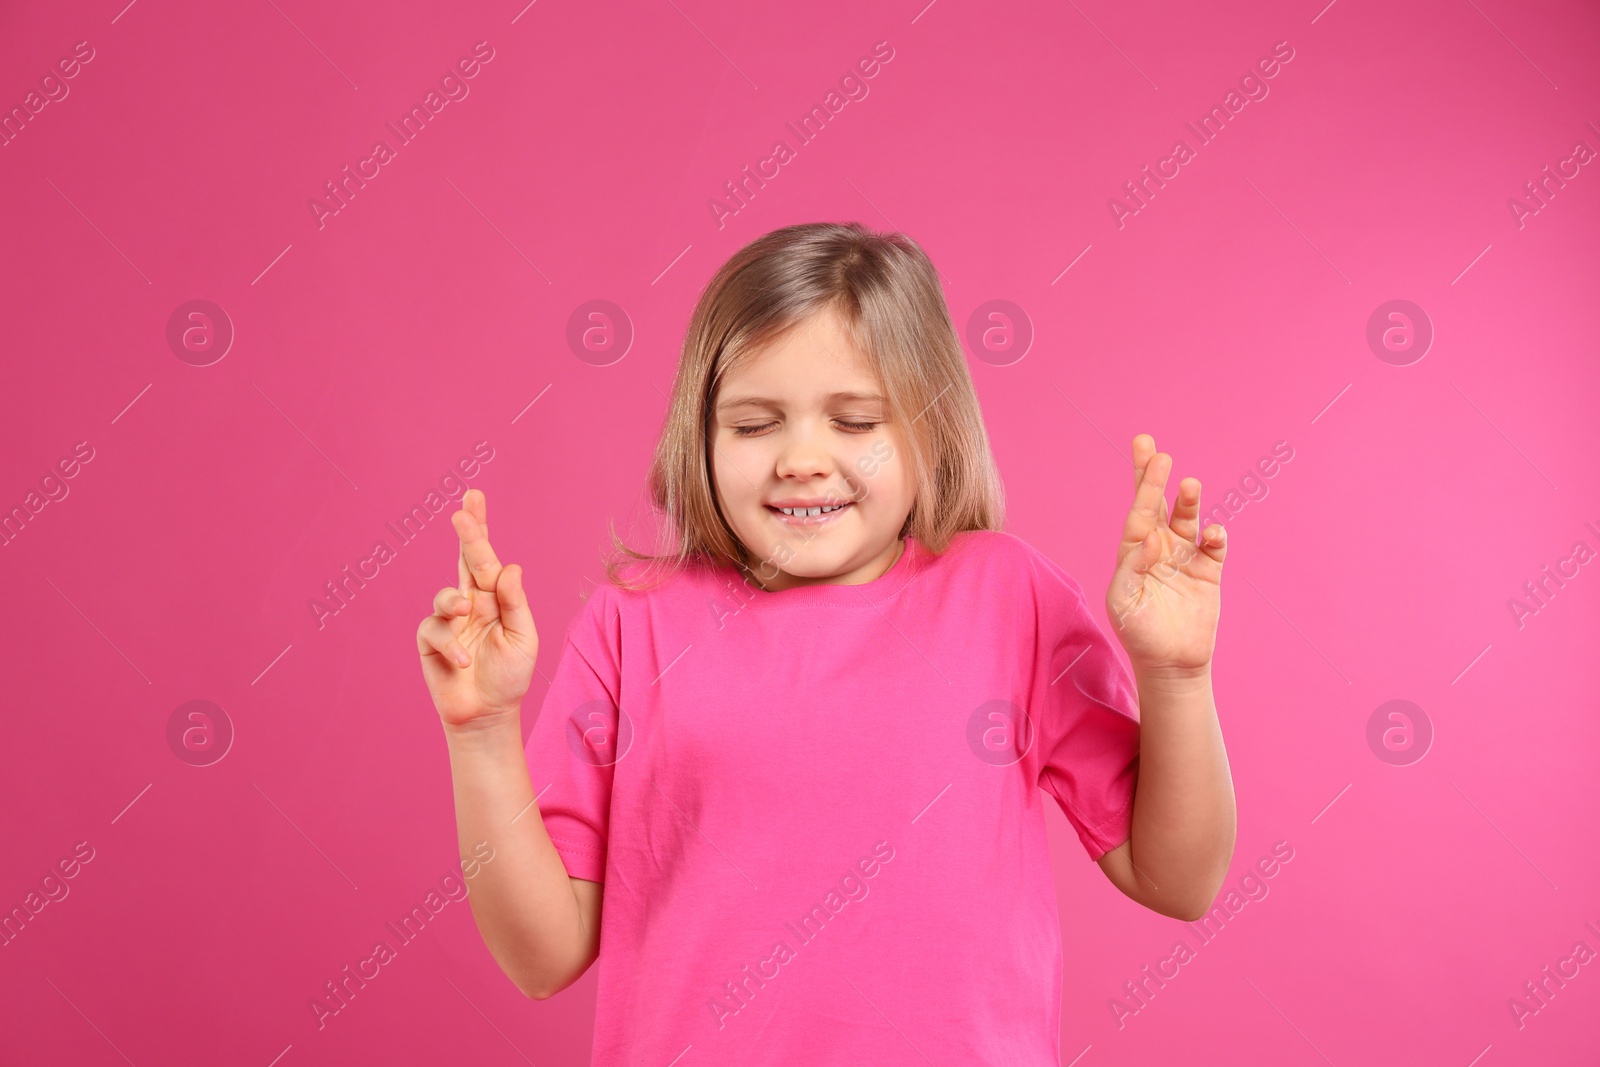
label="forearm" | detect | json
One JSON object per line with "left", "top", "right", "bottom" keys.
{"left": 445, "top": 714, "right": 590, "bottom": 998}
{"left": 1125, "top": 666, "right": 1236, "bottom": 918}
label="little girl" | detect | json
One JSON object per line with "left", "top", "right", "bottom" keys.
{"left": 417, "top": 222, "right": 1235, "bottom": 1065}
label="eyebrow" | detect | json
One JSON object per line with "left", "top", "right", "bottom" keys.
{"left": 715, "top": 391, "right": 887, "bottom": 412}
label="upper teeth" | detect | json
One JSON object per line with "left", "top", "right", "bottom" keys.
{"left": 779, "top": 504, "right": 846, "bottom": 516}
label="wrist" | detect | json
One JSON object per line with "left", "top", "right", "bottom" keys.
{"left": 1133, "top": 661, "right": 1214, "bottom": 694}
{"left": 441, "top": 708, "right": 524, "bottom": 745}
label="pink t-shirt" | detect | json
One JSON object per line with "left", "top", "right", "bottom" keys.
{"left": 524, "top": 529, "right": 1142, "bottom": 1064}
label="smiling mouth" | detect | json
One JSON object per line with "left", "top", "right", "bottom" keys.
{"left": 766, "top": 502, "right": 853, "bottom": 525}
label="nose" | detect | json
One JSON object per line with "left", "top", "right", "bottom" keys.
{"left": 772, "top": 420, "right": 834, "bottom": 482}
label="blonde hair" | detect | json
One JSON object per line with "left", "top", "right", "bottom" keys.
{"left": 604, "top": 221, "right": 1005, "bottom": 590}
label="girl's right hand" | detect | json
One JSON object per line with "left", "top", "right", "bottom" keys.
{"left": 417, "top": 489, "right": 539, "bottom": 729}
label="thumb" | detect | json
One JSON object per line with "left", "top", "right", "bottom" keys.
{"left": 1130, "top": 528, "right": 1161, "bottom": 574}
{"left": 1109, "top": 530, "right": 1159, "bottom": 616}
{"left": 495, "top": 564, "right": 537, "bottom": 651}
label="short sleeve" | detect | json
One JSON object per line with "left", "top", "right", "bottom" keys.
{"left": 1025, "top": 549, "right": 1142, "bottom": 862}
{"left": 523, "top": 583, "right": 623, "bottom": 883}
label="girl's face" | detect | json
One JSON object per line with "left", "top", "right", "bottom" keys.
{"left": 710, "top": 308, "right": 915, "bottom": 592}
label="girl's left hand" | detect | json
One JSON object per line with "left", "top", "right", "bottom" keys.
{"left": 1107, "top": 434, "right": 1228, "bottom": 675}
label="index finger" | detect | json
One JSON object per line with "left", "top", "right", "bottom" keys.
{"left": 1122, "top": 447, "right": 1171, "bottom": 551}
{"left": 1129, "top": 433, "right": 1169, "bottom": 527}
{"left": 454, "top": 490, "right": 477, "bottom": 591}
{"left": 454, "top": 490, "right": 503, "bottom": 594}
{"left": 1131, "top": 434, "right": 1155, "bottom": 494}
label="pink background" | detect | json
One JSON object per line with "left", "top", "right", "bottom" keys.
{"left": 3, "top": 0, "right": 1598, "bottom": 1063}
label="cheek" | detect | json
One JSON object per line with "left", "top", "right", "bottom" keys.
{"left": 875, "top": 438, "right": 914, "bottom": 503}
{"left": 711, "top": 436, "right": 760, "bottom": 502}
{"left": 711, "top": 431, "right": 738, "bottom": 468}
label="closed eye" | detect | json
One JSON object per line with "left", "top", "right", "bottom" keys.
{"left": 730, "top": 420, "right": 881, "bottom": 436}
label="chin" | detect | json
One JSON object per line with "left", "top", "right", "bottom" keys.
{"left": 744, "top": 533, "right": 848, "bottom": 575}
